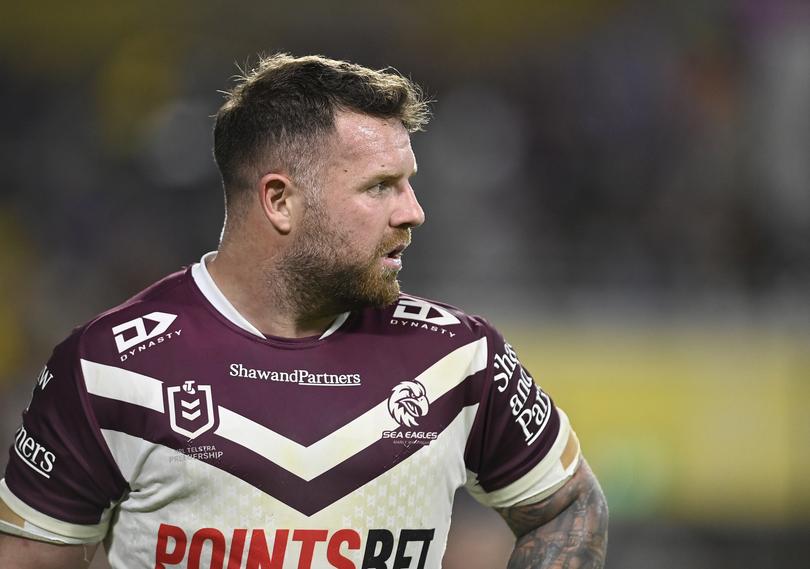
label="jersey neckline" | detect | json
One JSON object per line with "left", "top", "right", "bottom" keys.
{"left": 188, "top": 251, "right": 353, "bottom": 347}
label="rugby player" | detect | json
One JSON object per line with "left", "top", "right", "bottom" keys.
{"left": 0, "top": 53, "right": 608, "bottom": 568}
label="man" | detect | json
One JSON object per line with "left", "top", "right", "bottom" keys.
{"left": 0, "top": 54, "right": 607, "bottom": 568}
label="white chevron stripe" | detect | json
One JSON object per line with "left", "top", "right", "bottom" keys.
{"left": 213, "top": 337, "right": 488, "bottom": 481}
{"left": 79, "top": 336, "right": 488, "bottom": 481}
{"left": 81, "top": 360, "right": 165, "bottom": 413}
{"left": 180, "top": 399, "right": 200, "bottom": 410}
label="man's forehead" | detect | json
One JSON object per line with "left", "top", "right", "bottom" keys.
{"left": 330, "top": 111, "right": 413, "bottom": 163}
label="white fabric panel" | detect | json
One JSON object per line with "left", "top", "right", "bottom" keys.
{"left": 101, "top": 409, "right": 477, "bottom": 569}
{"left": 0, "top": 518, "right": 90, "bottom": 545}
{"left": 81, "top": 360, "right": 165, "bottom": 413}
{"left": 191, "top": 252, "right": 268, "bottom": 339}
{"left": 0, "top": 479, "right": 109, "bottom": 543}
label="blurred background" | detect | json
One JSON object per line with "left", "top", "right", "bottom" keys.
{"left": 1, "top": 0, "right": 809, "bottom": 567}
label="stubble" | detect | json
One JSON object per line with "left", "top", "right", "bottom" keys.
{"left": 270, "top": 202, "right": 410, "bottom": 321}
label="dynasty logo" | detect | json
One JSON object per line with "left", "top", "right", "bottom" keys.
{"left": 112, "top": 311, "right": 182, "bottom": 362}
{"left": 382, "top": 380, "right": 437, "bottom": 444}
{"left": 389, "top": 298, "right": 459, "bottom": 338}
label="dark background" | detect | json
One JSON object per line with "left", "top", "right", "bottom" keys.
{"left": 1, "top": 1, "right": 808, "bottom": 567}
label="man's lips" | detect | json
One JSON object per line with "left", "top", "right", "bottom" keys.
{"left": 382, "top": 242, "right": 409, "bottom": 270}
{"left": 386, "top": 243, "right": 408, "bottom": 258}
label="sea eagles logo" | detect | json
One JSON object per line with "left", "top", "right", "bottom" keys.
{"left": 387, "top": 380, "right": 430, "bottom": 427}
{"left": 167, "top": 380, "right": 216, "bottom": 439}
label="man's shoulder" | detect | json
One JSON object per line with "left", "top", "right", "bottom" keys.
{"left": 393, "top": 292, "right": 488, "bottom": 327}
{"left": 58, "top": 268, "right": 194, "bottom": 358}
{"left": 360, "top": 292, "right": 496, "bottom": 345}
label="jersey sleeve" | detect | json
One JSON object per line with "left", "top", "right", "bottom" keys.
{"left": 463, "top": 320, "right": 581, "bottom": 509}
{"left": 0, "top": 330, "right": 128, "bottom": 544}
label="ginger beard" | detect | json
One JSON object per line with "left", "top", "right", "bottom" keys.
{"left": 275, "top": 197, "right": 411, "bottom": 319}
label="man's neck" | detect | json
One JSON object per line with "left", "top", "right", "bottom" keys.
{"left": 205, "top": 249, "right": 338, "bottom": 339}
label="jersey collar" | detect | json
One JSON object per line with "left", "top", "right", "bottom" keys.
{"left": 190, "top": 251, "right": 349, "bottom": 340}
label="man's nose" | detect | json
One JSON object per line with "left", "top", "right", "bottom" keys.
{"left": 392, "top": 183, "right": 425, "bottom": 228}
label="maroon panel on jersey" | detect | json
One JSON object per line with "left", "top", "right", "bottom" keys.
{"left": 4, "top": 333, "right": 128, "bottom": 525}
{"left": 463, "top": 323, "right": 562, "bottom": 492}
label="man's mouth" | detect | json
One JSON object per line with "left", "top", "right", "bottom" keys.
{"left": 386, "top": 244, "right": 407, "bottom": 259}
{"left": 382, "top": 243, "right": 408, "bottom": 270}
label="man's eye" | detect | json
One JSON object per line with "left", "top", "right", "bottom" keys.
{"left": 368, "top": 182, "right": 388, "bottom": 194}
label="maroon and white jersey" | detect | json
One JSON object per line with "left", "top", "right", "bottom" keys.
{"left": 1, "top": 253, "right": 581, "bottom": 569}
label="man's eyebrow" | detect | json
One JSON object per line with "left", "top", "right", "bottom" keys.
{"left": 360, "top": 167, "right": 417, "bottom": 187}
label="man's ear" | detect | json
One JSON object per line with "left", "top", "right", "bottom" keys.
{"left": 258, "top": 172, "right": 296, "bottom": 234}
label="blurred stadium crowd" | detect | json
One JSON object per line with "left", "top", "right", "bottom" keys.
{"left": 1, "top": 1, "right": 808, "bottom": 567}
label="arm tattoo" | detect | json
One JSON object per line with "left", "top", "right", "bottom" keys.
{"left": 496, "top": 460, "right": 608, "bottom": 569}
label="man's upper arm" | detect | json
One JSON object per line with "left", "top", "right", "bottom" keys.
{"left": 496, "top": 458, "right": 607, "bottom": 538}
{"left": 461, "top": 320, "right": 608, "bottom": 566}
{"left": 495, "top": 459, "right": 609, "bottom": 568}
{"left": 0, "top": 531, "right": 98, "bottom": 569}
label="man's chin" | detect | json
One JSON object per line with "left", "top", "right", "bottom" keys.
{"left": 362, "top": 284, "right": 401, "bottom": 309}
{"left": 302, "top": 262, "right": 403, "bottom": 315}
{"left": 347, "top": 277, "right": 401, "bottom": 311}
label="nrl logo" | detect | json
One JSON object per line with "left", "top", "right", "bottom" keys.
{"left": 387, "top": 380, "right": 430, "bottom": 427}
{"left": 167, "top": 380, "right": 216, "bottom": 439}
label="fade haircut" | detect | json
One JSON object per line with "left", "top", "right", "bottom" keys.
{"left": 213, "top": 53, "right": 431, "bottom": 219}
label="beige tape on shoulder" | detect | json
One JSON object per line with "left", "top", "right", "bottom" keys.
{"left": 0, "top": 496, "right": 25, "bottom": 528}
{"left": 561, "top": 428, "right": 581, "bottom": 471}
{"left": 0, "top": 480, "right": 107, "bottom": 543}
{"left": 465, "top": 408, "right": 583, "bottom": 508}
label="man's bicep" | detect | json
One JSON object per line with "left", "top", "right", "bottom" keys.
{"left": 496, "top": 459, "right": 605, "bottom": 538}
{"left": 0, "top": 533, "right": 98, "bottom": 569}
